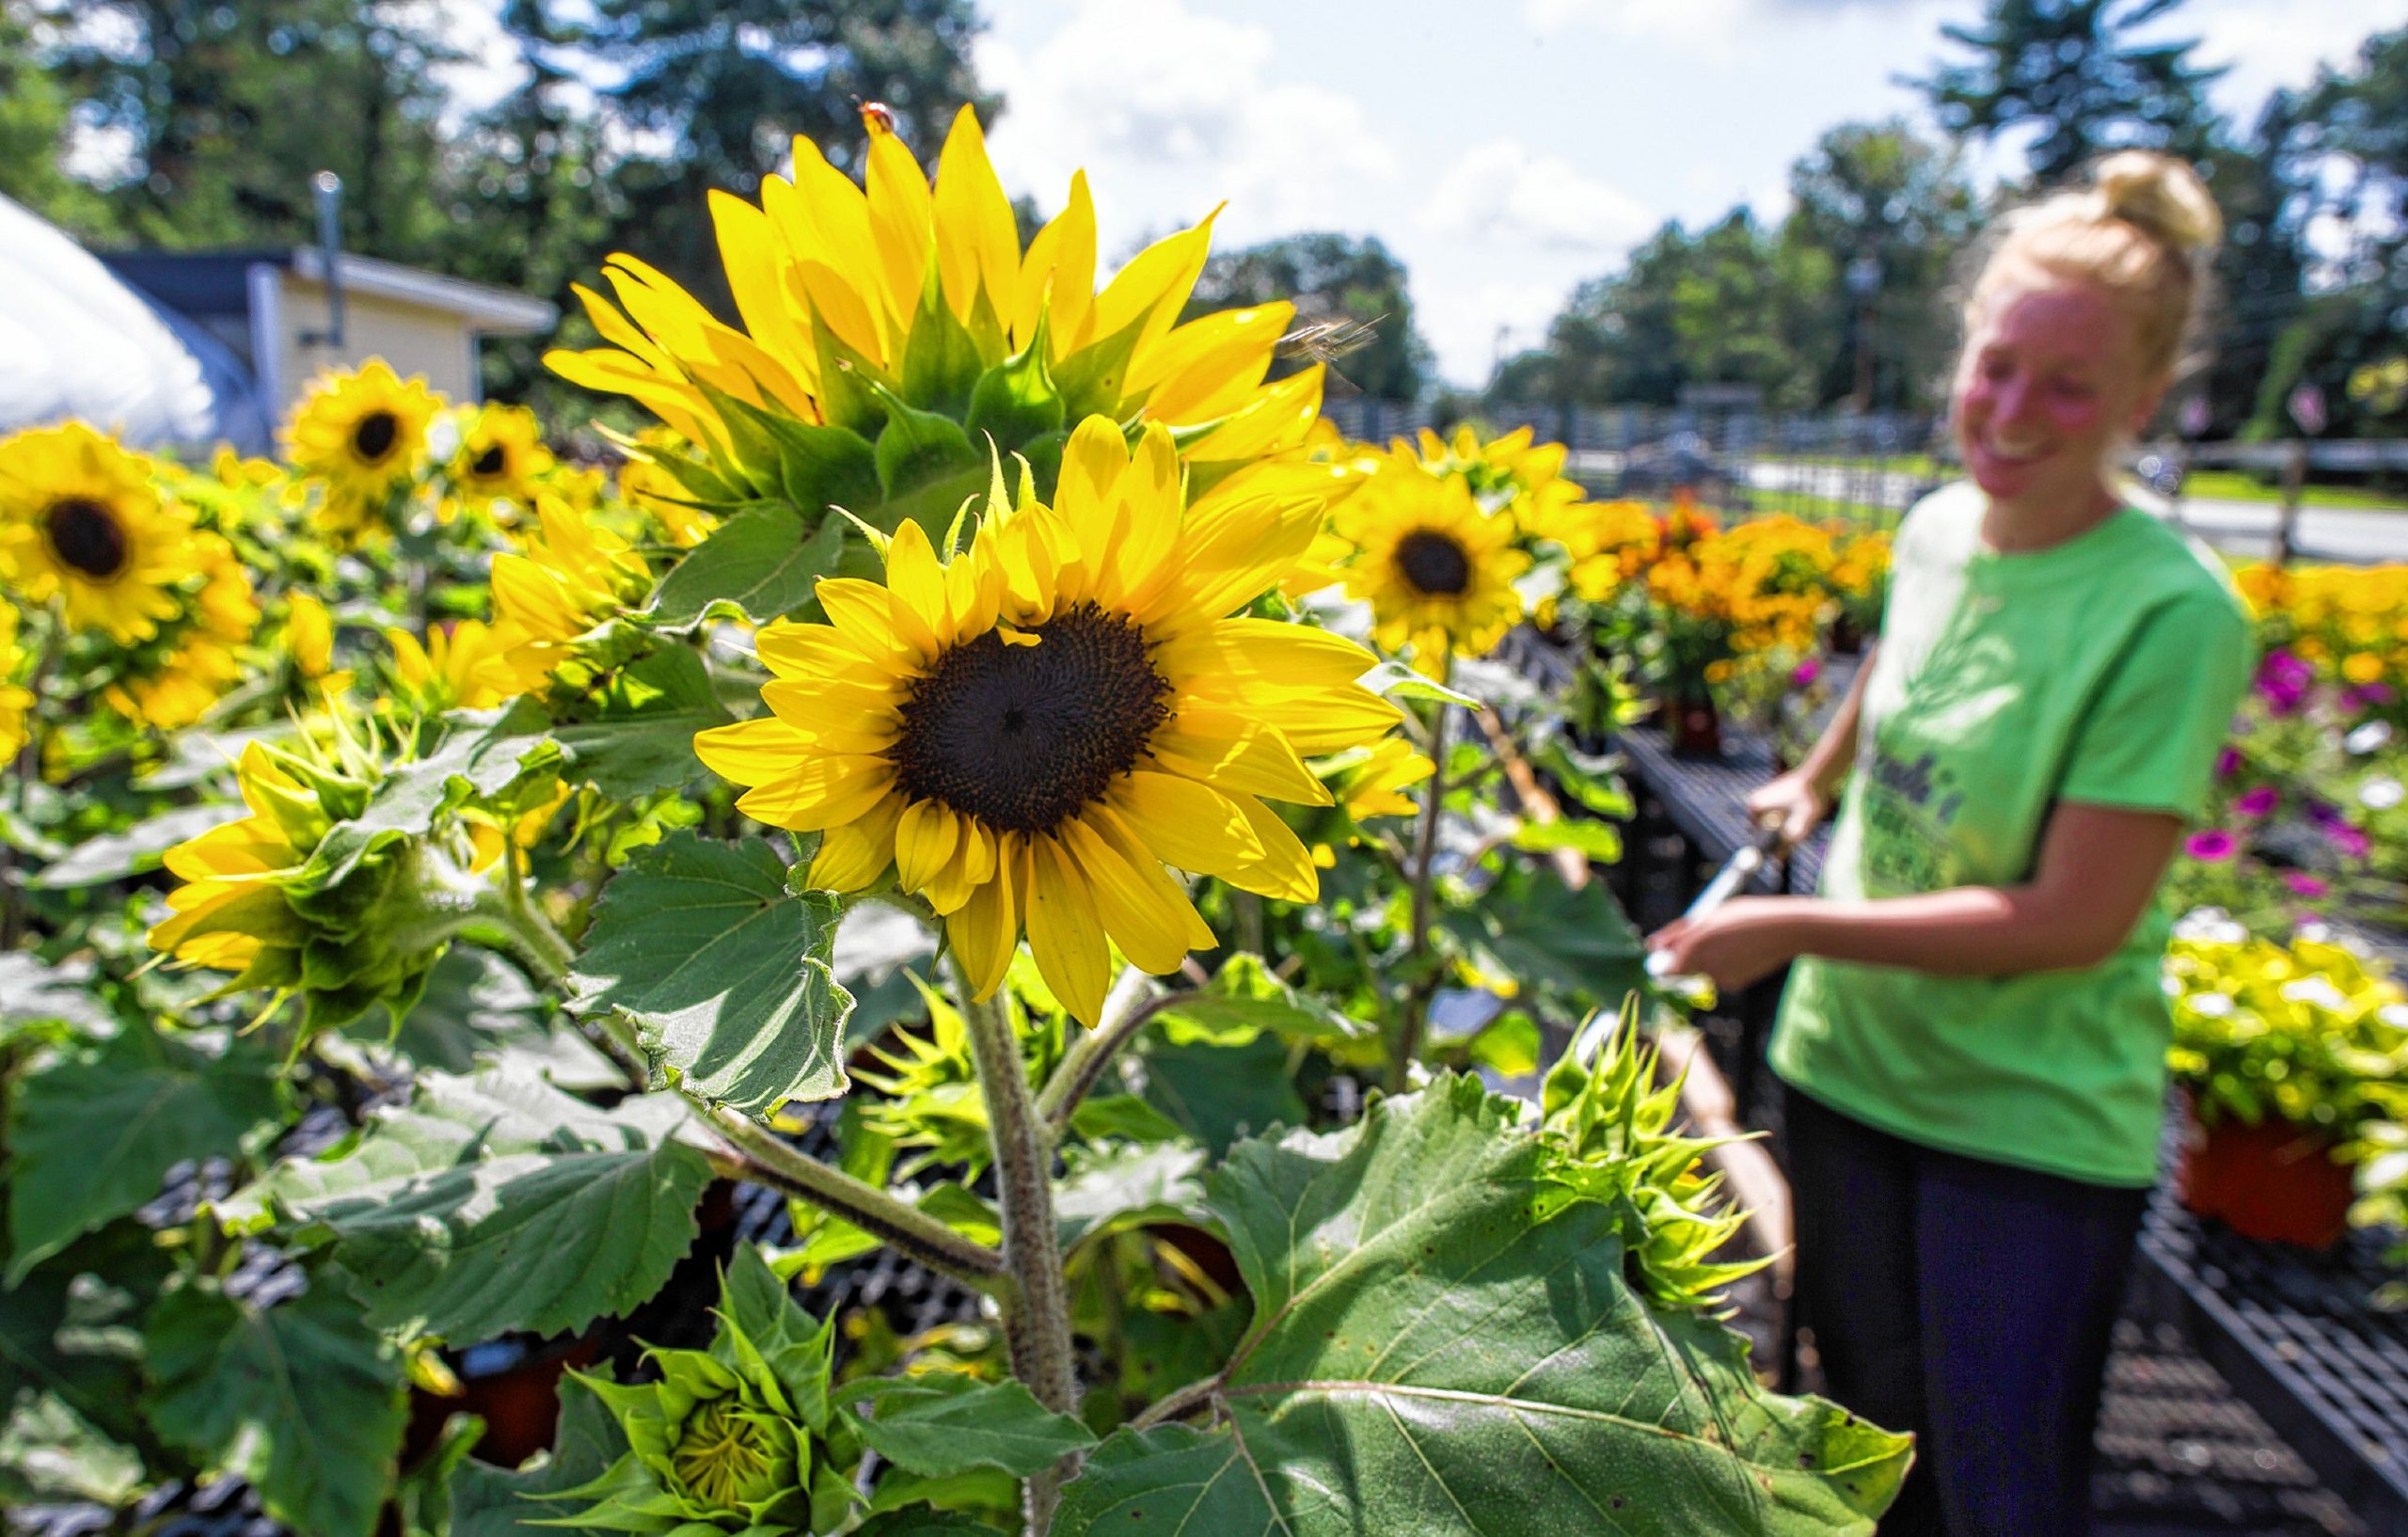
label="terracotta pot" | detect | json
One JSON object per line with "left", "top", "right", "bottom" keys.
{"left": 2175, "top": 1101, "right": 2355, "bottom": 1250}
{"left": 1670, "top": 694, "right": 1722, "bottom": 760}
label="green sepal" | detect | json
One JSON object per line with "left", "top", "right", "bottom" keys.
{"left": 901, "top": 261, "right": 993, "bottom": 421}
{"left": 868, "top": 380, "right": 982, "bottom": 504}
{"left": 964, "top": 310, "right": 1067, "bottom": 455}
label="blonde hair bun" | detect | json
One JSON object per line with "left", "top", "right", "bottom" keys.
{"left": 2092, "top": 151, "right": 2222, "bottom": 255}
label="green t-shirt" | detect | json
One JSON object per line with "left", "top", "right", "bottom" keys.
{"left": 1770, "top": 483, "right": 2254, "bottom": 1187}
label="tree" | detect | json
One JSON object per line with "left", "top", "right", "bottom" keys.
{"left": 1909, "top": 0, "right": 2226, "bottom": 184}
{"left": 1782, "top": 119, "right": 1979, "bottom": 410}
{"left": 517, "top": 0, "right": 998, "bottom": 298}
{"left": 1186, "top": 232, "right": 1432, "bottom": 402}
{"left": 38, "top": 0, "right": 459, "bottom": 256}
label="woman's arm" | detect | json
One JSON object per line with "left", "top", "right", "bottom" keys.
{"left": 1645, "top": 800, "right": 2183, "bottom": 990}
{"left": 1746, "top": 646, "right": 1875, "bottom": 846}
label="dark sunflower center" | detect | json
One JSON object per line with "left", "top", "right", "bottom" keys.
{"left": 43, "top": 498, "right": 128, "bottom": 579}
{"left": 470, "top": 444, "right": 507, "bottom": 478}
{"left": 351, "top": 410, "right": 401, "bottom": 464}
{"left": 1395, "top": 529, "right": 1472, "bottom": 596}
{"left": 893, "top": 601, "right": 1170, "bottom": 834}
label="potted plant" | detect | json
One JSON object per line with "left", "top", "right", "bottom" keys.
{"left": 2162, "top": 918, "right": 2408, "bottom": 1248}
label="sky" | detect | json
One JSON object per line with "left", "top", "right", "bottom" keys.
{"left": 433, "top": 0, "right": 2397, "bottom": 386}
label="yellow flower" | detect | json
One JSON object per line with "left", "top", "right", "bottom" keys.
{"left": 0, "top": 597, "right": 30, "bottom": 759}
{"left": 0, "top": 422, "right": 195, "bottom": 643}
{"left": 2344, "top": 651, "right": 2385, "bottom": 686}
{"left": 618, "top": 431, "right": 720, "bottom": 549}
{"left": 547, "top": 104, "right": 1322, "bottom": 485}
{"left": 284, "top": 360, "right": 442, "bottom": 500}
{"left": 150, "top": 741, "right": 316, "bottom": 980}
{"left": 1336, "top": 469, "right": 1529, "bottom": 665}
{"left": 1328, "top": 737, "right": 1434, "bottom": 820}
{"left": 691, "top": 416, "right": 1402, "bottom": 1022}
{"left": 480, "top": 496, "right": 651, "bottom": 696}
{"left": 99, "top": 532, "right": 261, "bottom": 730}
{"left": 387, "top": 619, "right": 514, "bottom": 713}
{"left": 442, "top": 403, "right": 556, "bottom": 521}
{"left": 285, "top": 593, "right": 335, "bottom": 678}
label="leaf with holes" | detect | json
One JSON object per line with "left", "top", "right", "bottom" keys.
{"left": 567, "top": 832, "right": 853, "bottom": 1115}
{"left": 1052, "top": 1075, "right": 1911, "bottom": 1536}
{"left": 240, "top": 1068, "right": 713, "bottom": 1343}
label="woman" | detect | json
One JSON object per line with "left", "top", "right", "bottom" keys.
{"left": 1645, "top": 151, "right": 2252, "bottom": 1537}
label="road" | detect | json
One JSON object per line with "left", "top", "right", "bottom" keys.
{"left": 1740, "top": 460, "right": 2408, "bottom": 565}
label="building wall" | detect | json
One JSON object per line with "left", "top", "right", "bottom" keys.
{"left": 268, "top": 273, "right": 478, "bottom": 419}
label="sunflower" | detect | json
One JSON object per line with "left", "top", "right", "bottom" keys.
{"left": 618, "top": 430, "right": 720, "bottom": 549}
{"left": 548, "top": 103, "right": 1323, "bottom": 542}
{"left": 284, "top": 360, "right": 442, "bottom": 500}
{"left": 692, "top": 416, "right": 1402, "bottom": 1022}
{"left": 1337, "top": 471, "right": 1529, "bottom": 665}
{"left": 99, "top": 531, "right": 261, "bottom": 730}
{"left": 0, "top": 423, "right": 195, "bottom": 643}
{"left": 387, "top": 619, "right": 513, "bottom": 713}
{"left": 479, "top": 497, "right": 651, "bottom": 696}
{"left": 442, "top": 403, "right": 556, "bottom": 521}
{"left": 0, "top": 598, "right": 30, "bottom": 760}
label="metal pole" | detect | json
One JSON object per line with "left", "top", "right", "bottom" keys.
{"left": 313, "top": 170, "right": 345, "bottom": 351}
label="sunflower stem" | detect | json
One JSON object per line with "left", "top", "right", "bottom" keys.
{"left": 955, "top": 964, "right": 1080, "bottom": 1531}
{"left": 699, "top": 1103, "right": 1006, "bottom": 1286}
{"left": 1036, "top": 967, "right": 1168, "bottom": 1141}
{"left": 462, "top": 879, "right": 576, "bottom": 990}
{"left": 1391, "top": 664, "right": 1453, "bottom": 1089}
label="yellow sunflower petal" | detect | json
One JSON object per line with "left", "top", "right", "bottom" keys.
{"left": 1026, "top": 835, "right": 1111, "bottom": 1024}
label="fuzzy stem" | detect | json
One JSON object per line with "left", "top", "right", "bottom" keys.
{"left": 463, "top": 880, "right": 576, "bottom": 990}
{"left": 1131, "top": 1371, "right": 1224, "bottom": 1431}
{"left": 956, "top": 966, "right": 1080, "bottom": 1531}
{"left": 1035, "top": 966, "right": 1163, "bottom": 1139}
{"left": 1391, "top": 671, "right": 1454, "bottom": 1088}
{"left": 702, "top": 1103, "right": 1005, "bottom": 1285}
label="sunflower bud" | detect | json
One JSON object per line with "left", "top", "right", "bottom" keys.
{"left": 146, "top": 714, "right": 521, "bottom": 1031}
{"left": 547, "top": 1250, "right": 851, "bottom": 1536}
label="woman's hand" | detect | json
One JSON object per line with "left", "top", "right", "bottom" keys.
{"left": 1646, "top": 897, "right": 1810, "bottom": 993}
{"left": 1746, "top": 769, "right": 1829, "bottom": 848}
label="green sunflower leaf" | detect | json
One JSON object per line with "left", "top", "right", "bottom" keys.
{"left": 236, "top": 1069, "right": 713, "bottom": 1343}
{"left": 1436, "top": 863, "right": 1646, "bottom": 1005}
{"left": 0, "top": 953, "right": 118, "bottom": 1040}
{"left": 848, "top": 1373, "right": 1098, "bottom": 1480}
{"left": 301, "top": 708, "right": 551, "bottom": 888}
{"left": 1052, "top": 1139, "right": 1211, "bottom": 1251}
{"left": 547, "top": 644, "right": 733, "bottom": 799}
{"left": 1051, "top": 1075, "right": 1911, "bottom": 1537}
{"left": 30, "top": 802, "right": 245, "bottom": 890}
{"left": 650, "top": 501, "right": 848, "bottom": 626}
{"left": 1507, "top": 816, "right": 1624, "bottom": 864}
{"left": 447, "top": 1366, "right": 632, "bottom": 1535}
{"left": 1130, "top": 1030, "right": 1306, "bottom": 1159}
{"left": 5, "top": 1026, "right": 286, "bottom": 1283}
{"left": 1153, "top": 952, "right": 1376, "bottom": 1046}
{"left": 143, "top": 1276, "right": 408, "bottom": 1537}
{"left": 0, "top": 1388, "right": 144, "bottom": 1505}
{"left": 568, "top": 832, "right": 854, "bottom": 1116}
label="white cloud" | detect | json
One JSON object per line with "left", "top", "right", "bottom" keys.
{"left": 2183, "top": 0, "right": 2382, "bottom": 119}
{"left": 1419, "top": 277, "right": 1573, "bottom": 384}
{"left": 1418, "top": 139, "right": 1655, "bottom": 253}
{"left": 1524, "top": 0, "right": 1756, "bottom": 55}
{"left": 974, "top": 0, "right": 1401, "bottom": 252}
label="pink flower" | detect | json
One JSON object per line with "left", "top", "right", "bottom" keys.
{"left": 1792, "top": 658, "right": 1823, "bottom": 688}
{"left": 2328, "top": 823, "right": 2372, "bottom": 860}
{"left": 2214, "top": 748, "right": 2243, "bottom": 779}
{"left": 2285, "top": 872, "right": 2331, "bottom": 898}
{"left": 2184, "top": 830, "right": 2238, "bottom": 862}
{"left": 2234, "top": 786, "right": 2279, "bottom": 818}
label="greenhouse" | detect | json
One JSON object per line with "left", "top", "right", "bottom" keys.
{"left": 3, "top": 4, "right": 2406, "bottom": 1536}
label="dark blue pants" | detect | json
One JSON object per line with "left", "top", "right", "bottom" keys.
{"left": 1782, "top": 1085, "right": 2148, "bottom": 1537}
